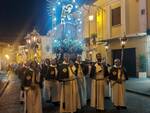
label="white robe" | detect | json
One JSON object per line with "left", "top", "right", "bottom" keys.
{"left": 91, "top": 63, "right": 105, "bottom": 110}
{"left": 60, "top": 65, "right": 81, "bottom": 113}
{"left": 111, "top": 69, "right": 126, "bottom": 106}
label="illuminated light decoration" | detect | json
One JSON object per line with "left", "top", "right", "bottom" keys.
{"left": 75, "top": 4, "right": 79, "bottom": 9}
{"left": 77, "top": 18, "right": 81, "bottom": 21}
{"left": 68, "top": 30, "right": 71, "bottom": 34}
{"left": 61, "top": 4, "right": 74, "bottom": 23}
{"left": 78, "top": 29, "right": 81, "bottom": 32}
{"left": 54, "top": 27, "right": 57, "bottom": 30}
{"left": 72, "top": 0, "right": 76, "bottom": 3}
{"left": 54, "top": 40, "right": 57, "bottom": 42}
{"left": 53, "top": 17, "right": 57, "bottom": 21}
{"left": 68, "top": 16, "right": 72, "bottom": 20}
{"left": 53, "top": 7, "right": 56, "bottom": 11}
{"left": 47, "top": 0, "right": 84, "bottom": 55}
{"left": 57, "top": 1, "right": 61, "bottom": 5}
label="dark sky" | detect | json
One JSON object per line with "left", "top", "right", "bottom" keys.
{"left": 0, "top": 0, "right": 51, "bottom": 43}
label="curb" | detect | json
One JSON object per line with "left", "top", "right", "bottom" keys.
{"left": 126, "top": 89, "right": 150, "bottom": 97}
{"left": 0, "top": 81, "right": 9, "bottom": 97}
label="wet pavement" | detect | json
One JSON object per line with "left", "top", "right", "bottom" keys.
{"left": 0, "top": 75, "right": 150, "bottom": 113}
{"left": 126, "top": 78, "right": 150, "bottom": 96}
{"left": 0, "top": 73, "right": 23, "bottom": 113}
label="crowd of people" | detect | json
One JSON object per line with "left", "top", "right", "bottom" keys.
{"left": 14, "top": 53, "right": 128, "bottom": 113}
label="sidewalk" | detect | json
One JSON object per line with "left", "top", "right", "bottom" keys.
{"left": 126, "top": 78, "right": 150, "bottom": 96}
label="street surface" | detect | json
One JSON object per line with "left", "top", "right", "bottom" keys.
{"left": 0, "top": 74, "right": 150, "bottom": 113}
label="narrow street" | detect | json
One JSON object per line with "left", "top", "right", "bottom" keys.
{"left": 0, "top": 74, "right": 150, "bottom": 113}
{"left": 0, "top": 73, "right": 23, "bottom": 113}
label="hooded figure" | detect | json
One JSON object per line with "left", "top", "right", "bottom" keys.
{"left": 109, "top": 59, "right": 128, "bottom": 109}
{"left": 58, "top": 54, "right": 81, "bottom": 113}
{"left": 23, "top": 61, "right": 42, "bottom": 113}
{"left": 90, "top": 53, "right": 105, "bottom": 111}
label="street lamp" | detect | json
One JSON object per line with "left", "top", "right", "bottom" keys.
{"left": 120, "top": 36, "right": 128, "bottom": 48}
{"left": 89, "top": 15, "right": 94, "bottom": 21}
{"left": 5, "top": 54, "right": 10, "bottom": 60}
{"left": 104, "top": 42, "right": 109, "bottom": 51}
{"left": 120, "top": 35, "right": 128, "bottom": 66}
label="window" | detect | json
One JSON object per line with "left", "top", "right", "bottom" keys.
{"left": 112, "top": 7, "right": 121, "bottom": 26}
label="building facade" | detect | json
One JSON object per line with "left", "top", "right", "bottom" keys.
{"left": 82, "top": 0, "right": 150, "bottom": 77}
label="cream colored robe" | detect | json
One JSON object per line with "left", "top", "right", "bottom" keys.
{"left": 76, "top": 64, "right": 87, "bottom": 107}
{"left": 60, "top": 65, "right": 81, "bottom": 113}
{"left": 111, "top": 69, "right": 126, "bottom": 106}
{"left": 26, "top": 86, "right": 43, "bottom": 113}
{"left": 25, "top": 71, "right": 42, "bottom": 113}
{"left": 91, "top": 63, "right": 105, "bottom": 110}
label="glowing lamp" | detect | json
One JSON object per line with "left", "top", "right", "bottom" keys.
{"left": 120, "top": 36, "right": 127, "bottom": 48}
{"left": 5, "top": 54, "right": 10, "bottom": 60}
{"left": 89, "top": 15, "right": 94, "bottom": 21}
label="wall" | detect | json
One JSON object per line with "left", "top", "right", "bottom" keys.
{"left": 148, "top": 0, "right": 150, "bottom": 30}
{"left": 107, "top": 36, "right": 148, "bottom": 77}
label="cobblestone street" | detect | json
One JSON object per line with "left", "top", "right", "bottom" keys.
{"left": 0, "top": 75, "right": 150, "bottom": 113}
{"left": 0, "top": 74, "right": 23, "bottom": 113}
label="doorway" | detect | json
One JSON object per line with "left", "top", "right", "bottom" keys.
{"left": 112, "top": 48, "right": 136, "bottom": 77}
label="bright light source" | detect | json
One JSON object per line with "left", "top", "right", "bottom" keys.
{"left": 105, "top": 45, "right": 109, "bottom": 51}
{"left": 75, "top": 5, "right": 78, "bottom": 9}
{"left": 89, "top": 51, "right": 92, "bottom": 54}
{"left": 5, "top": 54, "right": 10, "bottom": 60}
{"left": 34, "top": 54, "right": 37, "bottom": 57}
{"left": 57, "top": 2, "right": 61, "bottom": 5}
{"left": 78, "top": 29, "right": 81, "bottom": 32}
{"left": 121, "top": 41, "right": 126, "bottom": 46}
{"left": 26, "top": 39, "right": 31, "bottom": 44}
{"left": 68, "top": 30, "right": 71, "bottom": 34}
{"left": 53, "top": 18, "right": 57, "bottom": 21}
{"left": 53, "top": 8, "right": 56, "bottom": 11}
{"left": 79, "top": 21, "right": 82, "bottom": 24}
{"left": 54, "top": 40, "right": 57, "bottom": 43}
{"left": 54, "top": 27, "right": 57, "bottom": 30}
{"left": 89, "top": 15, "right": 94, "bottom": 21}
{"left": 25, "top": 49, "right": 28, "bottom": 52}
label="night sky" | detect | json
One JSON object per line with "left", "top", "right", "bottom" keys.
{"left": 0, "top": 0, "right": 51, "bottom": 43}
{"left": 0, "top": 0, "right": 96, "bottom": 43}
